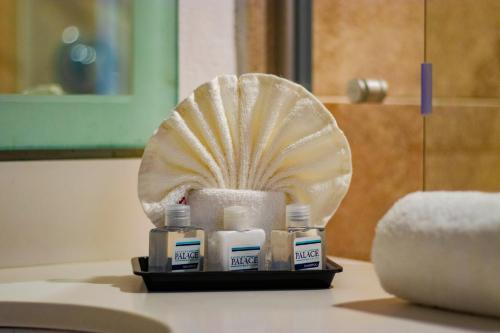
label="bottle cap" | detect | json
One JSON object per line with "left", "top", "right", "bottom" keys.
{"left": 223, "top": 206, "right": 250, "bottom": 230}
{"left": 164, "top": 204, "right": 191, "bottom": 227}
{"left": 286, "top": 203, "right": 311, "bottom": 228}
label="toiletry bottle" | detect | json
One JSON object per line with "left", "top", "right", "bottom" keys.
{"left": 271, "top": 204, "right": 325, "bottom": 271}
{"left": 148, "top": 204, "right": 205, "bottom": 272}
{"left": 208, "top": 206, "right": 266, "bottom": 271}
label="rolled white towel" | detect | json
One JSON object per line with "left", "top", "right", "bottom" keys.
{"left": 188, "top": 188, "right": 286, "bottom": 235}
{"left": 372, "top": 191, "right": 500, "bottom": 318}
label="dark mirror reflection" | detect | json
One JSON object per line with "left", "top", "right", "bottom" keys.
{"left": 0, "top": 0, "right": 132, "bottom": 95}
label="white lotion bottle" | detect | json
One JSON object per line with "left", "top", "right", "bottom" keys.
{"left": 148, "top": 204, "right": 205, "bottom": 272}
{"left": 208, "top": 206, "right": 266, "bottom": 271}
{"left": 271, "top": 204, "right": 325, "bottom": 271}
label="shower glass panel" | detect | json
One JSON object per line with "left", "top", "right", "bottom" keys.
{"left": 424, "top": 0, "right": 500, "bottom": 191}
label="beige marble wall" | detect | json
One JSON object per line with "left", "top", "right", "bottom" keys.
{"left": 425, "top": 106, "right": 500, "bottom": 191}
{"left": 313, "top": 0, "right": 424, "bottom": 97}
{"left": 315, "top": 0, "right": 500, "bottom": 261}
{"left": 325, "top": 103, "right": 500, "bottom": 260}
{"left": 313, "top": 1, "right": 425, "bottom": 260}
{"left": 425, "top": 1, "right": 500, "bottom": 193}
{"left": 325, "top": 103, "right": 423, "bottom": 260}
{"left": 427, "top": 0, "right": 500, "bottom": 98}
{"left": 0, "top": 0, "right": 17, "bottom": 93}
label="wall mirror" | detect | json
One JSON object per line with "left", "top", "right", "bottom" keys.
{"left": 0, "top": 0, "right": 177, "bottom": 160}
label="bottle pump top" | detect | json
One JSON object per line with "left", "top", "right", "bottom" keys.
{"left": 165, "top": 204, "right": 191, "bottom": 227}
{"left": 223, "top": 206, "right": 251, "bottom": 230}
{"left": 286, "top": 203, "right": 311, "bottom": 228}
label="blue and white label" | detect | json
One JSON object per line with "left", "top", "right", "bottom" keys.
{"left": 172, "top": 238, "right": 201, "bottom": 272}
{"left": 229, "top": 245, "right": 260, "bottom": 271}
{"left": 293, "top": 237, "right": 322, "bottom": 270}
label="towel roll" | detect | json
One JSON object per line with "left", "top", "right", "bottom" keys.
{"left": 372, "top": 191, "right": 500, "bottom": 318}
{"left": 188, "top": 188, "right": 286, "bottom": 235}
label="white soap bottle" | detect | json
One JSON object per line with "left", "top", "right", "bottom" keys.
{"left": 208, "top": 206, "right": 266, "bottom": 271}
{"left": 271, "top": 204, "right": 325, "bottom": 271}
{"left": 148, "top": 204, "right": 205, "bottom": 272}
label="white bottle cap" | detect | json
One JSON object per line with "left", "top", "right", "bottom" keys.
{"left": 286, "top": 204, "right": 311, "bottom": 228}
{"left": 223, "top": 206, "right": 250, "bottom": 230}
{"left": 164, "top": 204, "right": 191, "bottom": 227}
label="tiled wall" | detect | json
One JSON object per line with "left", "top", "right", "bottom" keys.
{"left": 313, "top": 0, "right": 424, "bottom": 260}
{"left": 315, "top": 0, "right": 500, "bottom": 260}
{"left": 0, "top": 0, "right": 16, "bottom": 93}
{"left": 425, "top": 106, "right": 500, "bottom": 191}
{"left": 427, "top": 0, "right": 500, "bottom": 98}
{"left": 425, "top": 0, "right": 500, "bottom": 190}
{"left": 325, "top": 103, "right": 423, "bottom": 260}
{"left": 313, "top": 0, "right": 424, "bottom": 98}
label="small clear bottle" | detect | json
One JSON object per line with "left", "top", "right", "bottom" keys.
{"left": 148, "top": 204, "right": 205, "bottom": 272}
{"left": 271, "top": 204, "right": 325, "bottom": 271}
{"left": 208, "top": 206, "right": 266, "bottom": 271}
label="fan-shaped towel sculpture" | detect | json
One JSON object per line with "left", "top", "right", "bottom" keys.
{"left": 138, "top": 74, "right": 352, "bottom": 232}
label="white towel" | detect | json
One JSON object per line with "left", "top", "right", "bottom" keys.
{"left": 372, "top": 191, "right": 500, "bottom": 317}
{"left": 138, "top": 73, "right": 352, "bottom": 228}
{"left": 188, "top": 188, "right": 285, "bottom": 235}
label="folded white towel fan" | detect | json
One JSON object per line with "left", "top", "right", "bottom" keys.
{"left": 138, "top": 74, "right": 352, "bottom": 233}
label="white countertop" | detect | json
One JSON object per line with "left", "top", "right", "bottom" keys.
{"left": 0, "top": 257, "right": 499, "bottom": 333}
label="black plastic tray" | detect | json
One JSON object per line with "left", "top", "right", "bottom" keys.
{"left": 132, "top": 256, "right": 342, "bottom": 291}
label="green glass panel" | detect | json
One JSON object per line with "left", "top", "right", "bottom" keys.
{"left": 0, "top": 0, "right": 177, "bottom": 153}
